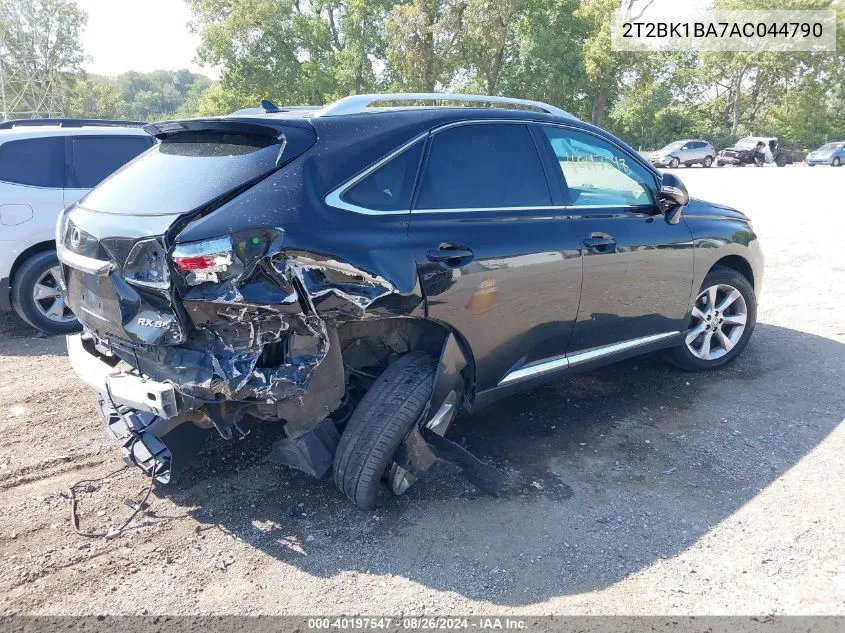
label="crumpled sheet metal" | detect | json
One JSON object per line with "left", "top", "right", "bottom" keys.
{"left": 117, "top": 244, "right": 402, "bottom": 409}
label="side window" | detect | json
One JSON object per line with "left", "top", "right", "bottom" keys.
{"left": 415, "top": 123, "right": 551, "bottom": 210}
{"left": 69, "top": 136, "right": 152, "bottom": 189}
{"left": 341, "top": 140, "right": 424, "bottom": 212}
{"left": 541, "top": 126, "right": 655, "bottom": 207}
{"left": 0, "top": 137, "right": 64, "bottom": 188}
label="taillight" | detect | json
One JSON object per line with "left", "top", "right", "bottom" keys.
{"left": 124, "top": 238, "right": 170, "bottom": 289}
{"left": 170, "top": 229, "right": 284, "bottom": 287}
{"left": 171, "top": 237, "right": 234, "bottom": 286}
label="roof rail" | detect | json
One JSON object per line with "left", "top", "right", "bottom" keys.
{"left": 316, "top": 93, "right": 572, "bottom": 118}
{"left": 0, "top": 118, "right": 147, "bottom": 130}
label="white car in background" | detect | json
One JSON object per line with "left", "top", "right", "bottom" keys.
{"left": 0, "top": 119, "right": 154, "bottom": 334}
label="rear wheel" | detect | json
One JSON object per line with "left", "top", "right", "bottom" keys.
{"left": 702, "top": 155, "right": 713, "bottom": 168}
{"left": 11, "top": 251, "right": 80, "bottom": 335}
{"left": 333, "top": 351, "right": 436, "bottom": 510}
{"left": 667, "top": 267, "right": 756, "bottom": 371}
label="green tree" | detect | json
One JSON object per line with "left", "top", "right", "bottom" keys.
{"left": 384, "top": 0, "right": 465, "bottom": 92}
{"left": 187, "top": 0, "right": 390, "bottom": 110}
{"left": 65, "top": 70, "right": 212, "bottom": 121}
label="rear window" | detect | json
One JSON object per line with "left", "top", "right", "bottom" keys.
{"left": 80, "top": 130, "right": 304, "bottom": 215}
{"left": 0, "top": 137, "right": 64, "bottom": 188}
{"left": 69, "top": 135, "right": 152, "bottom": 189}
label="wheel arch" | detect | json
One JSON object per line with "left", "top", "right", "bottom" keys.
{"left": 337, "top": 316, "right": 476, "bottom": 412}
{"left": 710, "top": 254, "right": 754, "bottom": 289}
{"left": 10, "top": 241, "right": 57, "bottom": 284}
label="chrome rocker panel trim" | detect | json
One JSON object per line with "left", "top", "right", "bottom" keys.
{"left": 498, "top": 331, "right": 680, "bottom": 386}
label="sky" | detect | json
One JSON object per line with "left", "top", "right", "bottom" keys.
{"left": 75, "top": 0, "right": 219, "bottom": 78}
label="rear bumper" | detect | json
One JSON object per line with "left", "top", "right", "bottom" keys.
{"left": 0, "top": 276, "right": 10, "bottom": 311}
{"left": 66, "top": 333, "right": 179, "bottom": 418}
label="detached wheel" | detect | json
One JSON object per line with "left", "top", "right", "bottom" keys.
{"left": 669, "top": 157, "right": 680, "bottom": 169}
{"left": 667, "top": 267, "right": 756, "bottom": 371}
{"left": 702, "top": 156, "right": 713, "bottom": 168}
{"left": 333, "top": 351, "right": 436, "bottom": 510}
{"left": 11, "top": 251, "right": 80, "bottom": 335}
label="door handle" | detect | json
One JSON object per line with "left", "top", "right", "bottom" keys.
{"left": 426, "top": 245, "right": 474, "bottom": 266}
{"left": 582, "top": 232, "right": 616, "bottom": 252}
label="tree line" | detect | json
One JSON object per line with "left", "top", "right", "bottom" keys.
{"left": 2, "top": 0, "right": 843, "bottom": 150}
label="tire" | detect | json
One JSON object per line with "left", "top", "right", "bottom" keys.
{"left": 702, "top": 155, "right": 713, "bottom": 168}
{"left": 833, "top": 157, "right": 841, "bottom": 167}
{"left": 667, "top": 267, "right": 756, "bottom": 372}
{"left": 776, "top": 155, "right": 786, "bottom": 167}
{"left": 333, "top": 351, "right": 436, "bottom": 510}
{"left": 10, "top": 250, "right": 80, "bottom": 335}
{"left": 669, "top": 157, "right": 680, "bottom": 169}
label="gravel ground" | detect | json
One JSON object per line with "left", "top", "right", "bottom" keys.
{"left": 0, "top": 165, "right": 843, "bottom": 616}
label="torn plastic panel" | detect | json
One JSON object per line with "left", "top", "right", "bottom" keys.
{"left": 80, "top": 223, "right": 412, "bottom": 413}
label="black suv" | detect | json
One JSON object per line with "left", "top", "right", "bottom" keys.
{"left": 59, "top": 94, "right": 763, "bottom": 509}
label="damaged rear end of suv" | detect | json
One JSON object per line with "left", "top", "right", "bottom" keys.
{"left": 58, "top": 104, "right": 490, "bottom": 509}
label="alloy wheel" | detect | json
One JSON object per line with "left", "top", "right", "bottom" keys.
{"left": 32, "top": 266, "right": 74, "bottom": 324}
{"left": 685, "top": 283, "right": 748, "bottom": 361}
{"left": 834, "top": 157, "right": 841, "bottom": 167}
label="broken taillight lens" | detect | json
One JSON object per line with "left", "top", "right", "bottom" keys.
{"left": 171, "top": 236, "right": 235, "bottom": 286}
{"left": 124, "top": 238, "right": 170, "bottom": 289}
{"left": 171, "top": 230, "right": 284, "bottom": 287}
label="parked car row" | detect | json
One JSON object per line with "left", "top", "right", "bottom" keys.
{"left": 650, "top": 137, "right": 843, "bottom": 168}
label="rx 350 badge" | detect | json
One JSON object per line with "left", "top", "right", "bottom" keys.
{"left": 137, "top": 318, "right": 171, "bottom": 328}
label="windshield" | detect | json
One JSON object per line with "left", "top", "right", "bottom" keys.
{"left": 735, "top": 138, "right": 764, "bottom": 149}
{"left": 818, "top": 142, "right": 843, "bottom": 151}
{"left": 661, "top": 141, "right": 685, "bottom": 150}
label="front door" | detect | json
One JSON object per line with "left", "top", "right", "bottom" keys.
{"left": 535, "top": 124, "right": 694, "bottom": 353}
{"left": 407, "top": 122, "right": 583, "bottom": 391}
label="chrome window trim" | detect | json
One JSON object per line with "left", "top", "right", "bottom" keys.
{"left": 324, "top": 132, "right": 428, "bottom": 215}
{"left": 324, "top": 118, "right": 659, "bottom": 216}
{"left": 411, "top": 204, "right": 651, "bottom": 215}
{"left": 498, "top": 331, "right": 679, "bottom": 386}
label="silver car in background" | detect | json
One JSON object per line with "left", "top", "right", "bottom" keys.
{"left": 650, "top": 139, "right": 717, "bottom": 168}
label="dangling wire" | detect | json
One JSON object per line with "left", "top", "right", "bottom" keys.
{"left": 64, "top": 447, "right": 157, "bottom": 539}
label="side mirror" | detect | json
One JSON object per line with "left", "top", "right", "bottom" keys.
{"left": 659, "top": 172, "right": 689, "bottom": 225}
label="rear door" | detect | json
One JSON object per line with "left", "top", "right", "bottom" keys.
{"left": 407, "top": 121, "right": 583, "bottom": 391}
{"left": 535, "top": 124, "right": 694, "bottom": 355}
{"left": 0, "top": 136, "right": 65, "bottom": 248}
{"left": 63, "top": 134, "right": 153, "bottom": 207}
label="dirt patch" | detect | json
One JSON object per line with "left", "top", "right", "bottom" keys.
{"left": 1, "top": 168, "right": 843, "bottom": 615}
